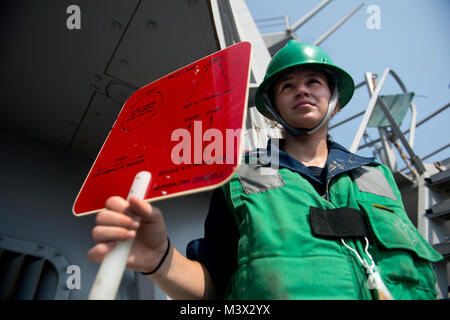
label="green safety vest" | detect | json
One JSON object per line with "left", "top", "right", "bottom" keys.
{"left": 222, "top": 160, "right": 443, "bottom": 300}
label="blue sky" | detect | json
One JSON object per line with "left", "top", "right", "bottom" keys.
{"left": 245, "top": 0, "right": 450, "bottom": 166}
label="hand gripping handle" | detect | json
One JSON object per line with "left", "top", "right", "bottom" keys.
{"left": 88, "top": 171, "right": 151, "bottom": 300}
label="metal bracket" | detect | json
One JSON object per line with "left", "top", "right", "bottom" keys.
{"left": 0, "top": 234, "right": 72, "bottom": 300}
{"left": 90, "top": 73, "right": 137, "bottom": 103}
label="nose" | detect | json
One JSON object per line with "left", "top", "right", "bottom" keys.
{"left": 295, "top": 83, "right": 310, "bottom": 97}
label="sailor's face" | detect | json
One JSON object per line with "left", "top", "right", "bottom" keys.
{"left": 273, "top": 66, "right": 332, "bottom": 129}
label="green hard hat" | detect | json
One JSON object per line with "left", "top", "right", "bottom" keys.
{"left": 255, "top": 40, "right": 355, "bottom": 120}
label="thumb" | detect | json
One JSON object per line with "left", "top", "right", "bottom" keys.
{"left": 127, "top": 197, "right": 162, "bottom": 223}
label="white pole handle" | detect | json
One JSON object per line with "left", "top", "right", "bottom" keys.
{"left": 88, "top": 171, "right": 151, "bottom": 300}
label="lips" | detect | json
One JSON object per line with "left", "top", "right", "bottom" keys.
{"left": 294, "top": 100, "right": 316, "bottom": 109}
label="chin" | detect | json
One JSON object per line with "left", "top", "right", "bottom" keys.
{"left": 287, "top": 119, "right": 319, "bottom": 130}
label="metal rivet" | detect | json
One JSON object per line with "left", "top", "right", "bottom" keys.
{"left": 37, "top": 244, "right": 44, "bottom": 249}
{"left": 112, "top": 21, "right": 122, "bottom": 30}
{"left": 146, "top": 20, "right": 157, "bottom": 29}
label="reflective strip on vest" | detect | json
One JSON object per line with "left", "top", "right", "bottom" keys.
{"left": 352, "top": 166, "right": 397, "bottom": 201}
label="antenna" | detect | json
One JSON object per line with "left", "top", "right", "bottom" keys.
{"left": 314, "top": 3, "right": 365, "bottom": 46}
{"left": 257, "top": 1, "right": 364, "bottom": 54}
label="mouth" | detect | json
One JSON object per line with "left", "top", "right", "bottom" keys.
{"left": 294, "top": 101, "right": 316, "bottom": 109}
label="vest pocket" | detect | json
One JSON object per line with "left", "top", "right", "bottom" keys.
{"left": 357, "top": 200, "right": 442, "bottom": 262}
{"left": 357, "top": 200, "right": 442, "bottom": 297}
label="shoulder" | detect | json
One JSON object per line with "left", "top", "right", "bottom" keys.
{"left": 351, "top": 163, "right": 400, "bottom": 201}
{"left": 221, "top": 147, "right": 285, "bottom": 200}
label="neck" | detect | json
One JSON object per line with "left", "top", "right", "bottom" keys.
{"left": 283, "top": 126, "right": 329, "bottom": 168}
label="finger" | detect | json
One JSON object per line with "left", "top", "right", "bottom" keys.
{"left": 96, "top": 210, "right": 140, "bottom": 230}
{"left": 92, "top": 225, "right": 136, "bottom": 243}
{"left": 87, "top": 242, "right": 116, "bottom": 263}
{"left": 105, "top": 196, "right": 129, "bottom": 213}
{"left": 104, "top": 196, "right": 141, "bottom": 221}
{"left": 128, "top": 197, "right": 162, "bottom": 222}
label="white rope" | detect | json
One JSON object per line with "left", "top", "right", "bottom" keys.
{"left": 341, "top": 237, "right": 394, "bottom": 300}
{"left": 341, "top": 237, "right": 374, "bottom": 270}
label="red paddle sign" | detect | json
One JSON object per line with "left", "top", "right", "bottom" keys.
{"left": 73, "top": 42, "right": 252, "bottom": 216}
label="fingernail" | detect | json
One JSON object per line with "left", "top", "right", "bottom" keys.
{"left": 128, "top": 230, "right": 136, "bottom": 238}
{"left": 131, "top": 221, "right": 140, "bottom": 229}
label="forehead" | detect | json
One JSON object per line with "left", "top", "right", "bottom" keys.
{"left": 275, "top": 66, "right": 327, "bottom": 83}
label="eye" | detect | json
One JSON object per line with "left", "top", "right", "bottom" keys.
{"left": 281, "top": 82, "right": 293, "bottom": 90}
{"left": 308, "top": 78, "right": 321, "bottom": 85}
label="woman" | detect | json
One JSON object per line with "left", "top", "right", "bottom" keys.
{"left": 87, "top": 41, "right": 442, "bottom": 300}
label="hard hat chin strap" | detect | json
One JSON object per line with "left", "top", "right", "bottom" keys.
{"left": 262, "top": 83, "right": 339, "bottom": 137}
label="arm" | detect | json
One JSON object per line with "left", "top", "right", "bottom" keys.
{"left": 87, "top": 196, "right": 218, "bottom": 299}
{"left": 149, "top": 244, "right": 218, "bottom": 299}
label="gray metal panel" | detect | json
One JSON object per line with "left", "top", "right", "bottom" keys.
{"left": 69, "top": 93, "right": 123, "bottom": 158}
{"left": 106, "top": 0, "right": 219, "bottom": 86}
{"left": 0, "top": 0, "right": 139, "bottom": 150}
{"left": 1, "top": 0, "right": 220, "bottom": 160}
{"left": 70, "top": 0, "right": 220, "bottom": 159}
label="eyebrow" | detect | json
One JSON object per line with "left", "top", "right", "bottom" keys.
{"left": 277, "top": 71, "right": 323, "bottom": 83}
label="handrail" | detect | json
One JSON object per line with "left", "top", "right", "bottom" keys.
{"left": 421, "top": 143, "right": 450, "bottom": 162}
{"left": 349, "top": 68, "right": 426, "bottom": 175}
{"left": 357, "top": 102, "right": 450, "bottom": 150}
{"left": 388, "top": 69, "right": 418, "bottom": 147}
{"left": 355, "top": 79, "right": 368, "bottom": 89}
{"left": 328, "top": 79, "right": 378, "bottom": 130}
{"left": 403, "top": 102, "right": 450, "bottom": 135}
{"left": 329, "top": 110, "right": 365, "bottom": 130}
{"left": 328, "top": 80, "right": 367, "bottom": 130}
{"left": 255, "top": 16, "right": 287, "bottom": 22}
{"left": 374, "top": 89, "right": 426, "bottom": 174}
{"left": 350, "top": 69, "right": 390, "bottom": 153}
{"left": 399, "top": 143, "right": 450, "bottom": 172}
